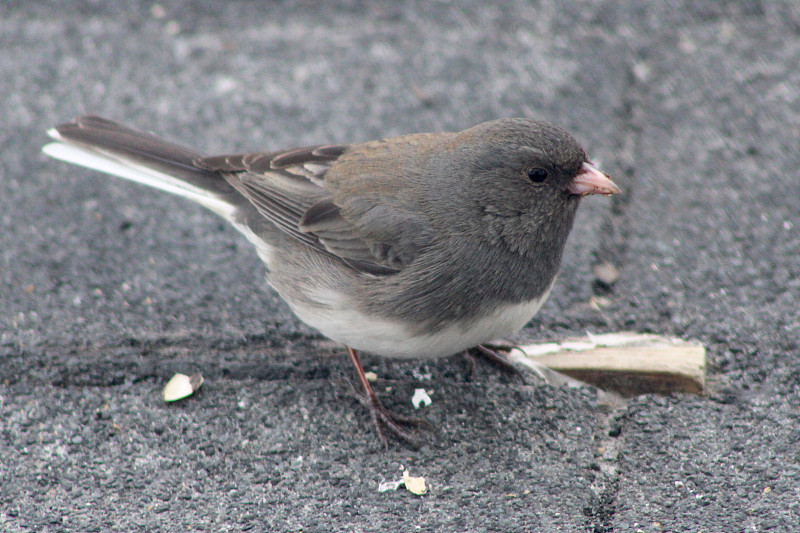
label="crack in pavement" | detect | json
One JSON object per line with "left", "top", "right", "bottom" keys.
{"left": 585, "top": 51, "right": 651, "bottom": 531}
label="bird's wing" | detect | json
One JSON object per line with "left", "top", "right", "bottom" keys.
{"left": 197, "top": 145, "right": 430, "bottom": 275}
{"left": 44, "top": 117, "right": 433, "bottom": 275}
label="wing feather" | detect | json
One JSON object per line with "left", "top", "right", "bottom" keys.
{"left": 197, "top": 147, "right": 404, "bottom": 274}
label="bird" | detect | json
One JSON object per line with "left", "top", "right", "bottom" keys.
{"left": 43, "top": 115, "right": 619, "bottom": 447}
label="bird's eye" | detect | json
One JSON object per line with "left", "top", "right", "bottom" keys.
{"left": 526, "top": 167, "right": 548, "bottom": 183}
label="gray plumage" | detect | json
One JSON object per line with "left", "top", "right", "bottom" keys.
{"left": 43, "top": 116, "right": 618, "bottom": 359}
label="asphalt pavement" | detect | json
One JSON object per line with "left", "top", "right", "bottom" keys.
{"left": 1, "top": 1, "right": 799, "bottom": 531}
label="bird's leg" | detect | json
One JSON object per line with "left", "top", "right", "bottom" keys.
{"left": 464, "top": 344, "right": 526, "bottom": 381}
{"left": 346, "top": 346, "right": 431, "bottom": 449}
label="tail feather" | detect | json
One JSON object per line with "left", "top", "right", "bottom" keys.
{"left": 43, "top": 116, "right": 239, "bottom": 219}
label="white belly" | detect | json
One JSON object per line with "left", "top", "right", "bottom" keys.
{"left": 288, "top": 284, "right": 553, "bottom": 359}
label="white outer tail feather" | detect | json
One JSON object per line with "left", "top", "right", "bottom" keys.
{"left": 42, "top": 129, "right": 236, "bottom": 220}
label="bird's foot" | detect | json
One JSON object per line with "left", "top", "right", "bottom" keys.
{"left": 346, "top": 346, "right": 432, "bottom": 449}
{"left": 351, "top": 383, "right": 432, "bottom": 450}
{"left": 464, "top": 344, "right": 526, "bottom": 382}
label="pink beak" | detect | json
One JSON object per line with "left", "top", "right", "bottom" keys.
{"left": 568, "top": 162, "right": 621, "bottom": 196}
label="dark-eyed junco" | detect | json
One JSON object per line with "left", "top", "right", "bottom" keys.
{"left": 43, "top": 116, "right": 619, "bottom": 447}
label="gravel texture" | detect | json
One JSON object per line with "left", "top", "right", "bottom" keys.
{"left": 2, "top": 1, "right": 799, "bottom": 531}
